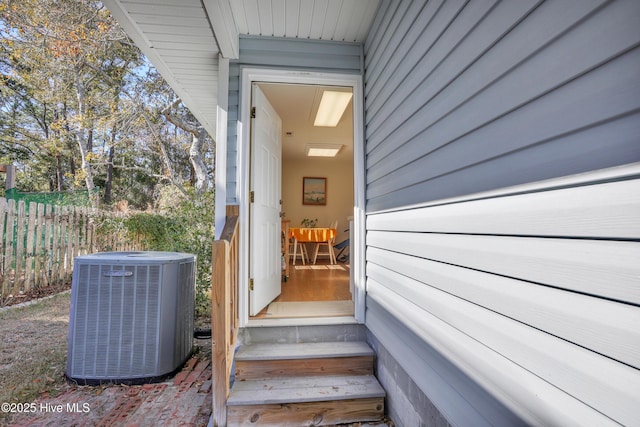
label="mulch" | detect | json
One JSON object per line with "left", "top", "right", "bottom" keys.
{"left": 0, "top": 284, "right": 72, "bottom": 309}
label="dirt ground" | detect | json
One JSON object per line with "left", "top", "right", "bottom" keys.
{"left": 0, "top": 290, "right": 392, "bottom": 426}
{"left": 0, "top": 291, "right": 71, "bottom": 413}
{"left": 0, "top": 290, "right": 212, "bottom": 426}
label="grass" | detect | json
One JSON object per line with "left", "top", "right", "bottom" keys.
{"left": 0, "top": 291, "right": 71, "bottom": 420}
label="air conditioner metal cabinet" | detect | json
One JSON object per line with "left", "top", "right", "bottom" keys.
{"left": 67, "top": 251, "right": 196, "bottom": 385}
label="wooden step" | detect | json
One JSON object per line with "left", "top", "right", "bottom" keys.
{"left": 235, "top": 341, "right": 375, "bottom": 380}
{"left": 227, "top": 375, "right": 385, "bottom": 426}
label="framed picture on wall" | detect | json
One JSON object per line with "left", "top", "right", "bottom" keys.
{"left": 302, "top": 177, "right": 327, "bottom": 205}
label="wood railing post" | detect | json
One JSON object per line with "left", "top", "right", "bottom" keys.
{"left": 211, "top": 206, "right": 240, "bottom": 426}
{"left": 211, "top": 239, "right": 230, "bottom": 426}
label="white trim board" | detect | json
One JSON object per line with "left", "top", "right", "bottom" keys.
{"left": 238, "top": 68, "right": 366, "bottom": 327}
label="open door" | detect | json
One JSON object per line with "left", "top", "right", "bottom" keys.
{"left": 249, "top": 84, "right": 283, "bottom": 316}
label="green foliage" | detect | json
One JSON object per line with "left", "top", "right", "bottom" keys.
{"left": 97, "top": 190, "right": 215, "bottom": 318}
{"left": 92, "top": 213, "right": 130, "bottom": 253}
{"left": 124, "top": 213, "right": 181, "bottom": 250}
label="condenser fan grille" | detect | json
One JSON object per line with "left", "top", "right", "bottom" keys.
{"left": 70, "top": 264, "right": 162, "bottom": 378}
{"left": 67, "top": 252, "right": 195, "bottom": 384}
{"left": 175, "top": 262, "right": 195, "bottom": 363}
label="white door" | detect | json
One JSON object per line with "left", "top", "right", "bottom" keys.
{"left": 249, "top": 84, "right": 282, "bottom": 316}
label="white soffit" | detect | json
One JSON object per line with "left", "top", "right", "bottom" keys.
{"left": 229, "top": 0, "right": 380, "bottom": 42}
{"left": 102, "top": 0, "right": 220, "bottom": 138}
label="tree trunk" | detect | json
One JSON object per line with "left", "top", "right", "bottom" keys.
{"left": 157, "top": 134, "right": 188, "bottom": 196}
{"left": 104, "top": 143, "right": 115, "bottom": 204}
{"left": 74, "top": 69, "right": 97, "bottom": 207}
{"left": 190, "top": 128, "right": 210, "bottom": 194}
{"left": 161, "top": 100, "right": 211, "bottom": 195}
{"left": 55, "top": 155, "right": 64, "bottom": 191}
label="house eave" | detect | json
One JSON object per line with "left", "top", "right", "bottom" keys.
{"left": 102, "top": 0, "right": 222, "bottom": 139}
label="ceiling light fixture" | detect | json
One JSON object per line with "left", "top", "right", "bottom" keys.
{"left": 314, "top": 91, "right": 353, "bottom": 127}
{"left": 306, "top": 144, "right": 343, "bottom": 157}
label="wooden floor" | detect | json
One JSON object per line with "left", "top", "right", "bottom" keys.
{"left": 251, "top": 260, "right": 352, "bottom": 319}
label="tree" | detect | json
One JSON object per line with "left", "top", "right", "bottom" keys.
{"left": 162, "top": 99, "right": 211, "bottom": 195}
{"left": 1, "top": 0, "right": 214, "bottom": 209}
{"left": 1, "top": 0, "right": 140, "bottom": 204}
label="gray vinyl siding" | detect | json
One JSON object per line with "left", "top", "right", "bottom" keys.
{"left": 225, "top": 36, "right": 362, "bottom": 203}
{"left": 226, "top": 63, "right": 240, "bottom": 203}
{"left": 365, "top": 0, "right": 640, "bottom": 212}
{"left": 363, "top": 1, "right": 640, "bottom": 426}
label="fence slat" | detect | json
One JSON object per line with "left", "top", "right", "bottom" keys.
{"left": 0, "top": 198, "right": 7, "bottom": 290}
{"left": 86, "top": 208, "right": 94, "bottom": 256}
{"left": 25, "top": 202, "right": 37, "bottom": 290}
{"left": 51, "top": 205, "right": 61, "bottom": 286}
{"left": 64, "top": 207, "right": 76, "bottom": 280}
{"left": 0, "top": 198, "right": 6, "bottom": 281}
{"left": 34, "top": 203, "right": 45, "bottom": 287}
{"left": 14, "top": 201, "right": 26, "bottom": 293}
{"left": 43, "top": 204, "right": 53, "bottom": 287}
{"left": 2, "top": 199, "right": 15, "bottom": 295}
{"left": 78, "top": 207, "right": 87, "bottom": 256}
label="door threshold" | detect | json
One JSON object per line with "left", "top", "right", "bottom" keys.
{"left": 247, "top": 316, "right": 359, "bottom": 327}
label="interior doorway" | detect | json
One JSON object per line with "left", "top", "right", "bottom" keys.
{"left": 240, "top": 67, "right": 366, "bottom": 327}
{"left": 250, "top": 82, "right": 354, "bottom": 320}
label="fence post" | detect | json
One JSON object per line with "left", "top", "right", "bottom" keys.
{"left": 2, "top": 165, "right": 16, "bottom": 190}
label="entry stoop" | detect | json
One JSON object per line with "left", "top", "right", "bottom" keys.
{"left": 227, "top": 340, "right": 385, "bottom": 426}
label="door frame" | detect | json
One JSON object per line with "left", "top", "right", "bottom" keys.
{"left": 238, "top": 67, "right": 366, "bottom": 327}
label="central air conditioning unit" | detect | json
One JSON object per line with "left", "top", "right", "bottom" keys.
{"left": 66, "top": 251, "right": 196, "bottom": 385}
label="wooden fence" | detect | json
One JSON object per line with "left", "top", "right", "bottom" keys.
{"left": 0, "top": 197, "right": 142, "bottom": 300}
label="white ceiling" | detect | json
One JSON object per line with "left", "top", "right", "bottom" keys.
{"left": 259, "top": 83, "right": 353, "bottom": 161}
{"left": 102, "top": 0, "right": 380, "bottom": 141}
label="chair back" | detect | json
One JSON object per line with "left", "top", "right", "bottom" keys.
{"left": 329, "top": 220, "right": 339, "bottom": 242}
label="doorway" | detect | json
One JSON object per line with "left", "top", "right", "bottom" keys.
{"left": 239, "top": 69, "right": 366, "bottom": 326}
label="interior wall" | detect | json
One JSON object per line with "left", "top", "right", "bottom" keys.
{"left": 282, "top": 157, "right": 353, "bottom": 246}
